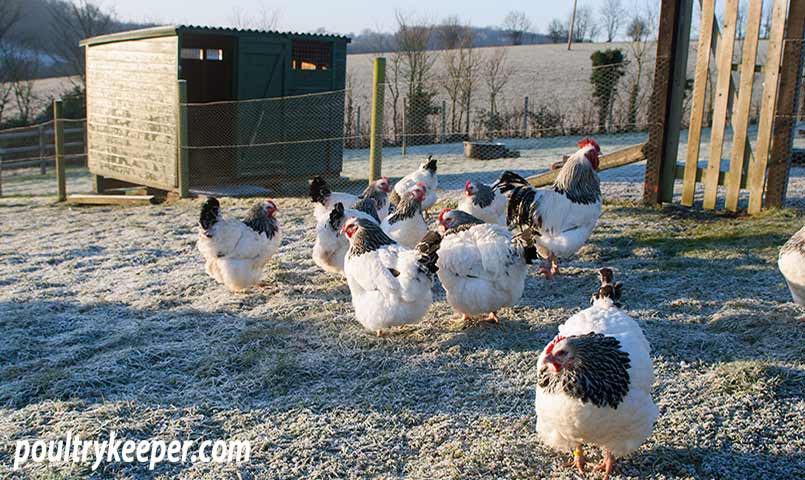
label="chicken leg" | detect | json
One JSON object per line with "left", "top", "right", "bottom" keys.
{"left": 486, "top": 312, "right": 499, "bottom": 324}
{"left": 595, "top": 449, "right": 616, "bottom": 479}
{"left": 564, "top": 444, "right": 586, "bottom": 474}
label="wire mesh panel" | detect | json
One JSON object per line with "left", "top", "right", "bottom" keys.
{"left": 184, "top": 90, "right": 350, "bottom": 197}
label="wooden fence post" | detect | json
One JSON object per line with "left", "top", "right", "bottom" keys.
{"left": 401, "top": 97, "right": 407, "bottom": 157}
{"left": 177, "top": 80, "right": 190, "bottom": 198}
{"left": 765, "top": 0, "right": 805, "bottom": 209}
{"left": 38, "top": 124, "right": 46, "bottom": 175}
{"left": 54, "top": 99, "right": 66, "bottom": 202}
{"left": 643, "top": 0, "right": 693, "bottom": 205}
{"left": 368, "top": 57, "right": 385, "bottom": 182}
{"left": 440, "top": 100, "right": 446, "bottom": 143}
{"left": 355, "top": 105, "right": 361, "bottom": 147}
{"left": 522, "top": 96, "right": 529, "bottom": 137}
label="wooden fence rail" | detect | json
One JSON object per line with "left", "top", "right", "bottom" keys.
{"left": 0, "top": 123, "right": 86, "bottom": 171}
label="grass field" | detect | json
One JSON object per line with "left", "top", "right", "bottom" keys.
{"left": 0, "top": 186, "right": 803, "bottom": 478}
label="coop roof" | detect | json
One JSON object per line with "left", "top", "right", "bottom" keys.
{"left": 80, "top": 25, "right": 350, "bottom": 47}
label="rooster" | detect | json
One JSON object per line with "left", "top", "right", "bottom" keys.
{"left": 535, "top": 268, "right": 657, "bottom": 479}
{"left": 436, "top": 209, "right": 537, "bottom": 325}
{"left": 457, "top": 179, "right": 508, "bottom": 225}
{"left": 381, "top": 182, "right": 429, "bottom": 248}
{"left": 493, "top": 137, "right": 602, "bottom": 278}
{"left": 389, "top": 155, "right": 438, "bottom": 215}
{"left": 779, "top": 225, "right": 805, "bottom": 305}
{"left": 341, "top": 216, "right": 440, "bottom": 335}
{"left": 197, "top": 197, "right": 282, "bottom": 292}
{"left": 310, "top": 176, "right": 391, "bottom": 222}
{"left": 312, "top": 202, "right": 379, "bottom": 275}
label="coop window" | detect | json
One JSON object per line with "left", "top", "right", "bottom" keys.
{"left": 181, "top": 48, "right": 203, "bottom": 60}
{"left": 291, "top": 41, "right": 330, "bottom": 71}
{"left": 205, "top": 49, "right": 224, "bottom": 61}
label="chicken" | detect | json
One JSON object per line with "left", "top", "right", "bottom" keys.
{"left": 381, "top": 182, "right": 429, "bottom": 248}
{"left": 535, "top": 268, "right": 657, "bottom": 479}
{"left": 389, "top": 155, "right": 438, "bottom": 214}
{"left": 493, "top": 137, "right": 602, "bottom": 278}
{"left": 312, "top": 202, "right": 379, "bottom": 276}
{"left": 310, "top": 176, "right": 391, "bottom": 222}
{"left": 196, "top": 197, "right": 282, "bottom": 292}
{"left": 778, "top": 225, "right": 805, "bottom": 305}
{"left": 457, "top": 179, "right": 508, "bottom": 225}
{"left": 341, "top": 216, "right": 440, "bottom": 335}
{"left": 436, "top": 209, "right": 537, "bottom": 325}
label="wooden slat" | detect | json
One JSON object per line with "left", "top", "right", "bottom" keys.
{"left": 724, "top": 0, "right": 763, "bottom": 212}
{"left": 65, "top": 194, "right": 157, "bottom": 206}
{"left": 747, "top": 0, "right": 789, "bottom": 213}
{"left": 527, "top": 144, "right": 645, "bottom": 188}
{"left": 675, "top": 164, "right": 747, "bottom": 188}
{"left": 681, "top": 0, "right": 717, "bottom": 206}
{"left": 765, "top": 0, "right": 805, "bottom": 208}
{"left": 702, "top": 0, "right": 739, "bottom": 210}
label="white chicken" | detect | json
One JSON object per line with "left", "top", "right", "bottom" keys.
{"left": 435, "top": 209, "right": 537, "bottom": 325}
{"left": 381, "top": 182, "right": 429, "bottom": 249}
{"left": 390, "top": 155, "right": 438, "bottom": 214}
{"left": 778, "top": 225, "right": 805, "bottom": 305}
{"left": 341, "top": 216, "right": 441, "bottom": 335}
{"left": 493, "top": 137, "right": 603, "bottom": 278}
{"left": 197, "top": 197, "right": 282, "bottom": 292}
{"left": 457, "top": 179, "right": 508, "bottom": 225}
{"left": 312, "top": 201, "right": 379, "bottom": 276}
{"left": 535, "top": 268, "right": 657, "bottom": 479}
{"left": 310, "top": 176, "right": 391, "bottom": 222}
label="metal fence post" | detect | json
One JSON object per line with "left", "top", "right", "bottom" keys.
{"left": 368, "top": 57, "right": 385, "bottom": 182}
{"left": 178, "top": 80, "right": 190, "bottom": 198}
{"left": 522, "top": 96, "right": 529, "bottom": 137}
{"left": 38, "top": 124, "right": 46, "bottom": 175}
{"left": 440, "top": 100, "right": 446, "bottom": 143}
{"left": 54, "top": 100, "right": 66, "bottom": 201}
{"left": 401, "top": 97, "right": 407, "bottom": 157}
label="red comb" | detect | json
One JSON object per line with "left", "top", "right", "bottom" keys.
{"left": 578, "top": 137, "right": 600, "bottom": 153}
{"left": 464, "top": 180, "right": 472, "bottom": 190}
{"left": 545, "top": 335, "right": 566, "bottom": 355}
{"left": 438, "top": 208, "right": 451, "bottom": 223}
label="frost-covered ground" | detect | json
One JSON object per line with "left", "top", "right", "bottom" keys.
{"left": 1, "top": 171, "right": 804, "bottom": 478}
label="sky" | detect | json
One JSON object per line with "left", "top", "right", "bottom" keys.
{"left": 107, "top": 0, "right": 620, "bottom": 36}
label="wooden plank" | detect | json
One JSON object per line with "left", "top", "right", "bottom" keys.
{"left": 528, "top": 143, "right": 645, "bottom": 188}
{"left": 675, "top": 164, "right": 747, "bottom": 188}
{"left": 724, "top": 0, "right": 763, "bottom": 212}
{"left": 54, "top": 100, "right": 66, "bottom": 202}
{"left": 702, "top": 0, "right": 739, "bottom": 210}
{"left": 765, "top": 0, "right": 805, "bottom": 208}
{"left": 177, "top": 80, "right": 189, "bottom": 197}
{"left": 747, "top": 0, "right": 789, "bottom": 213}
{"left": 65, "top": 194, "right": 157, "bottom": 206}
{"left": 681, "top": 0, "right": 717, "bottom": 207}
{"left": 643, "top": 0, "right": 687, "bottom": 204}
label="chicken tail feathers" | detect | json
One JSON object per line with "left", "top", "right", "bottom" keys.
{"left": 491, "top": 170, "right": 530, "bottom": 194}
{"left": 199, "top": 197, "right": 220, "bottom": 232}
{"left": 415, "top": 230, "right": 442, "bottom": 276}
{"left": 310, "top": 176, "right": 331, "bottom": 205}
{"left": 506, "top": 185, "right": 538, "bottom": 230}
{"left": 328, "top": 202, "right": 345, "bottom": 231}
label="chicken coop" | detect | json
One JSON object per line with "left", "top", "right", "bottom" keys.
{"left": 80, "top": 25, "right": 350, "bottom": 196}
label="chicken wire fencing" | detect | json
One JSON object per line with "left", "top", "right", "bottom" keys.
{"left": 0, "top": 118, "right": 90, "bottom": 198}
{"left": 184, "top": 47, "right": 661, "bottom": 198}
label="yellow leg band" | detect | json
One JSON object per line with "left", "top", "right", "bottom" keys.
{"left": 573, "top": 448, "right": 583, "bottom": 457}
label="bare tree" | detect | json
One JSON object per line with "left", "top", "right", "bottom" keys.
{"left": 600, "top": 0, "right": 625, "bottom": 42}
{"left": 2, "top": 44, "right": 39, "bottom": 123}
{"left": 0, "top": 0, "right": 22, "bottom": 124}
{"left": 440, "top": 18, "right": 476, "bottom": 134}
{"left": 546, "top": 18, "right": 568, "bottom": 44}
{"left": 229, "top": 2, "right": 281, "bottom": 30}
{"left": 394, "top": 11, "right": 437, "bottom": 144}
{"left": 572, "top": 5, "right": 601, "bottom": 42}
{"left": 483, "top": 47, "right": 515, "bottom": 137}
{"left": 625, "top": 8, "right": 654, "bottom": 127}
{"left": 502, "top": 11, "right": 532, "bottom": 45}
{"left": 49, "top": 0, "right": 116, "bottom": 87}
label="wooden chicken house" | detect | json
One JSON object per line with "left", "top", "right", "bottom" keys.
{"left": 80, "top": 25, "right": 350, "bottom": 196}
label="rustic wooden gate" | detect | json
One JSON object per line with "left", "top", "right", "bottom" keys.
{"left": 644, "top": 0, "right": 805, "bottom": 213}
